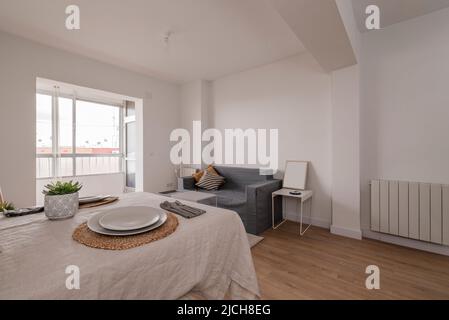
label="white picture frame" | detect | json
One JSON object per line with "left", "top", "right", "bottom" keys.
{"left": 283, "top": 160, "right": 308, "bottom": 190}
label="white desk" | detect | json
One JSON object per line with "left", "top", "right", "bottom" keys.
{"left": 271, "top": 188, "right": 313, "bottom": 235}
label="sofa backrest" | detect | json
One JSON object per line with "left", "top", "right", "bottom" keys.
{"left": 213, "top": 166, "right": 273, "bottom": 191}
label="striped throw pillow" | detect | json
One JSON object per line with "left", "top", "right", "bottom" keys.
{"left": 195, "top": 170, "right": 225, "bottom": 191}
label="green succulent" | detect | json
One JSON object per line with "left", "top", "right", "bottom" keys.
{"left": 43, "top": 180, "right": 82, "bottom": 196}
{"left": 0, "top": 201, "right": 15, "bottom": 212}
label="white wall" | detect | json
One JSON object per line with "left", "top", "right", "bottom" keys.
{"left": 181, "top": 81, "right": 203, "bottom": 131}
{"left": 180, "top": 80, "right": 212, "bottom": 169}
{"left": 180, "top": 80, "right": 211, "bottom": 132}
{"left": 211, "top": 53, "right": 332, "bottom": 226}
{"left": 331, "top": 65, "right": 361, "bottom": 239}
{"left": 0, "top": 31, "right": 180, "bottom": 207}
{"left": 360, "top": 7, "right": 449, "bottom": 230}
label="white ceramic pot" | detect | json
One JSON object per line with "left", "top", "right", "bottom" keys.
{"left": 44, "top": 192, "right": 79, "bottom": 220}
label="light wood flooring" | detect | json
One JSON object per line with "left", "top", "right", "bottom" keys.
{"left": 251, "top": 221, "right": 449, "bottom": 299}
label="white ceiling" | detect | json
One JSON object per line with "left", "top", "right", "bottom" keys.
{"left": 0, "top": 0, "right": 305, "bottom": 83}
{"left": 352, "top": 0, "right": 449, "bottom": 32}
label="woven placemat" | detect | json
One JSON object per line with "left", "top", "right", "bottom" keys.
{"left": 72, "top": 213, "right": 178, "bottom": 250}
{"left": 79, "top": 196, "right": 119, "bottom": 209}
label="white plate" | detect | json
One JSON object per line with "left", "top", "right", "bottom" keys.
{"left": 99, "top": 206, "right": 161, "bottom": 231}
{"left": 79, "top": 195, "right": 111, "bottom": 205}
{"left": 87, "top": 210, "right": 167, "bottom": 236}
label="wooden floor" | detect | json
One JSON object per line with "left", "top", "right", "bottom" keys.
{"left": 251, "top": 221, "right": 449, "bottom": 299}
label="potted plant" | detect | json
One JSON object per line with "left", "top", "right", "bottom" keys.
{"left": 43, "top": 181, "right": 82, "bottom": 220}
{"left": 0, "top": 201, "right": 15, "bottom": 213}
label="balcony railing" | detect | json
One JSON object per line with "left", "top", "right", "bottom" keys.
{"left": 36, "top": 156, "right": 121, "bottom": 179}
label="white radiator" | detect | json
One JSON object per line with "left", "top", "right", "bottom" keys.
{"left": 371, "top": 180, "right": 449, "bottom": 245}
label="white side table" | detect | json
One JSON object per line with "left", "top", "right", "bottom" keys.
{"left": 271, "top": 188, "right": 313, "bottom": 235}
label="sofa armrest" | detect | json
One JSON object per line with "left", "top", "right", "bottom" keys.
{"left": 246, "top": 179, "right": 282, "bottom": 234}
{"left": 179, "top": 176, "right": 196, "bottom": 190}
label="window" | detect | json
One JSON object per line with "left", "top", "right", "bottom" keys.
{"left": 124, "top": 101, "right": 136, "bottom": 190}
{"left": 36, "top": 92, "right": 124, "bottom": 178}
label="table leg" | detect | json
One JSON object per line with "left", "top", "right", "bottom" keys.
{"left": 299, "top": 197, "right": 312, "bottom": 236}
{"left": 272, "top": 195, "right": 287, "bottom": 229}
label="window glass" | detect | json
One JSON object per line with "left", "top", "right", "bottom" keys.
{"left": 125, "top": 101, "right": 135, "bottom": 117}
{"left": 58, "top": 97, "right": 73, "bottom": 154}
{"left": 57, "top": 157, "right": 74, "bottom": 177}
{"left": 126, "top": 121, "right": 136, "bottom": 159}
{"left": 76, "top": 100, "right": 120, "bottom": 155}
{"left": 37, "top": 94, "right": 125, "bottom": 178}
{"left": 76, "top": 156, "right": 120, "bottom": 176}
{"left": 36, "top": 157, "right": 52, "bottom": 179}
{"left": 126, "top": 160, "right": 136, "bottom": 189}
{"left": 36, "top": 94, "right": 52, "bottom": 154}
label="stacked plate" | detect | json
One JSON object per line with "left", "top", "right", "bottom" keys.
{"left": 79, "top": 195, "right": 112, "bottom": 205}
{"left": 87, "top": 206, "right": 167, "bottom": 236}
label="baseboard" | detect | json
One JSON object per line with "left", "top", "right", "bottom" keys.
{"left": 331, "top": 225, "right": 362, "bottom": 240}
{"left": 363, "top": 229, "right": 449, "bottom": 256}
{"left": 285, "top": 213, "right": 330, "bottom": 229}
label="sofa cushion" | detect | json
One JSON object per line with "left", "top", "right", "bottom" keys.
{"left": 213, "top": 166, "right": 273, "bottom": 191}
{"left": 196, "top": 170, "right": 225, "bottom": 190}
{"left": 215, "top": 190, "right": 246, "bottom": 208}
{"left": 192, "top": 165, "right": 219, "bottom": 182}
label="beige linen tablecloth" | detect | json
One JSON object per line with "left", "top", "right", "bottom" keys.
{"left": 0, "top": 192, "right": 260, "bottom": 299}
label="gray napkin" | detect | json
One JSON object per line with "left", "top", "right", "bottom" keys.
{"left": 3, "top": 206, "right": 44, "bottom": 218}
{"left": 160, "top": 201, "right": 206, "bottom": 219}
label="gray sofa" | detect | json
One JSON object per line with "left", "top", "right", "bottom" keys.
{"left": 180, "top": 166, "right": 282, "bottom": 235}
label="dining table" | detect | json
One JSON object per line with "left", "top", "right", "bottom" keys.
{"left": 0, "top": 192, "right": 260, "bottom": 299}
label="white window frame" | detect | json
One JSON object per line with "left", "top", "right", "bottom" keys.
{"left": 36, "top": 90, "right": 125, "bottom": 179}
{"left": 123, "top": 102, "right": 136, "bottom": 192}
